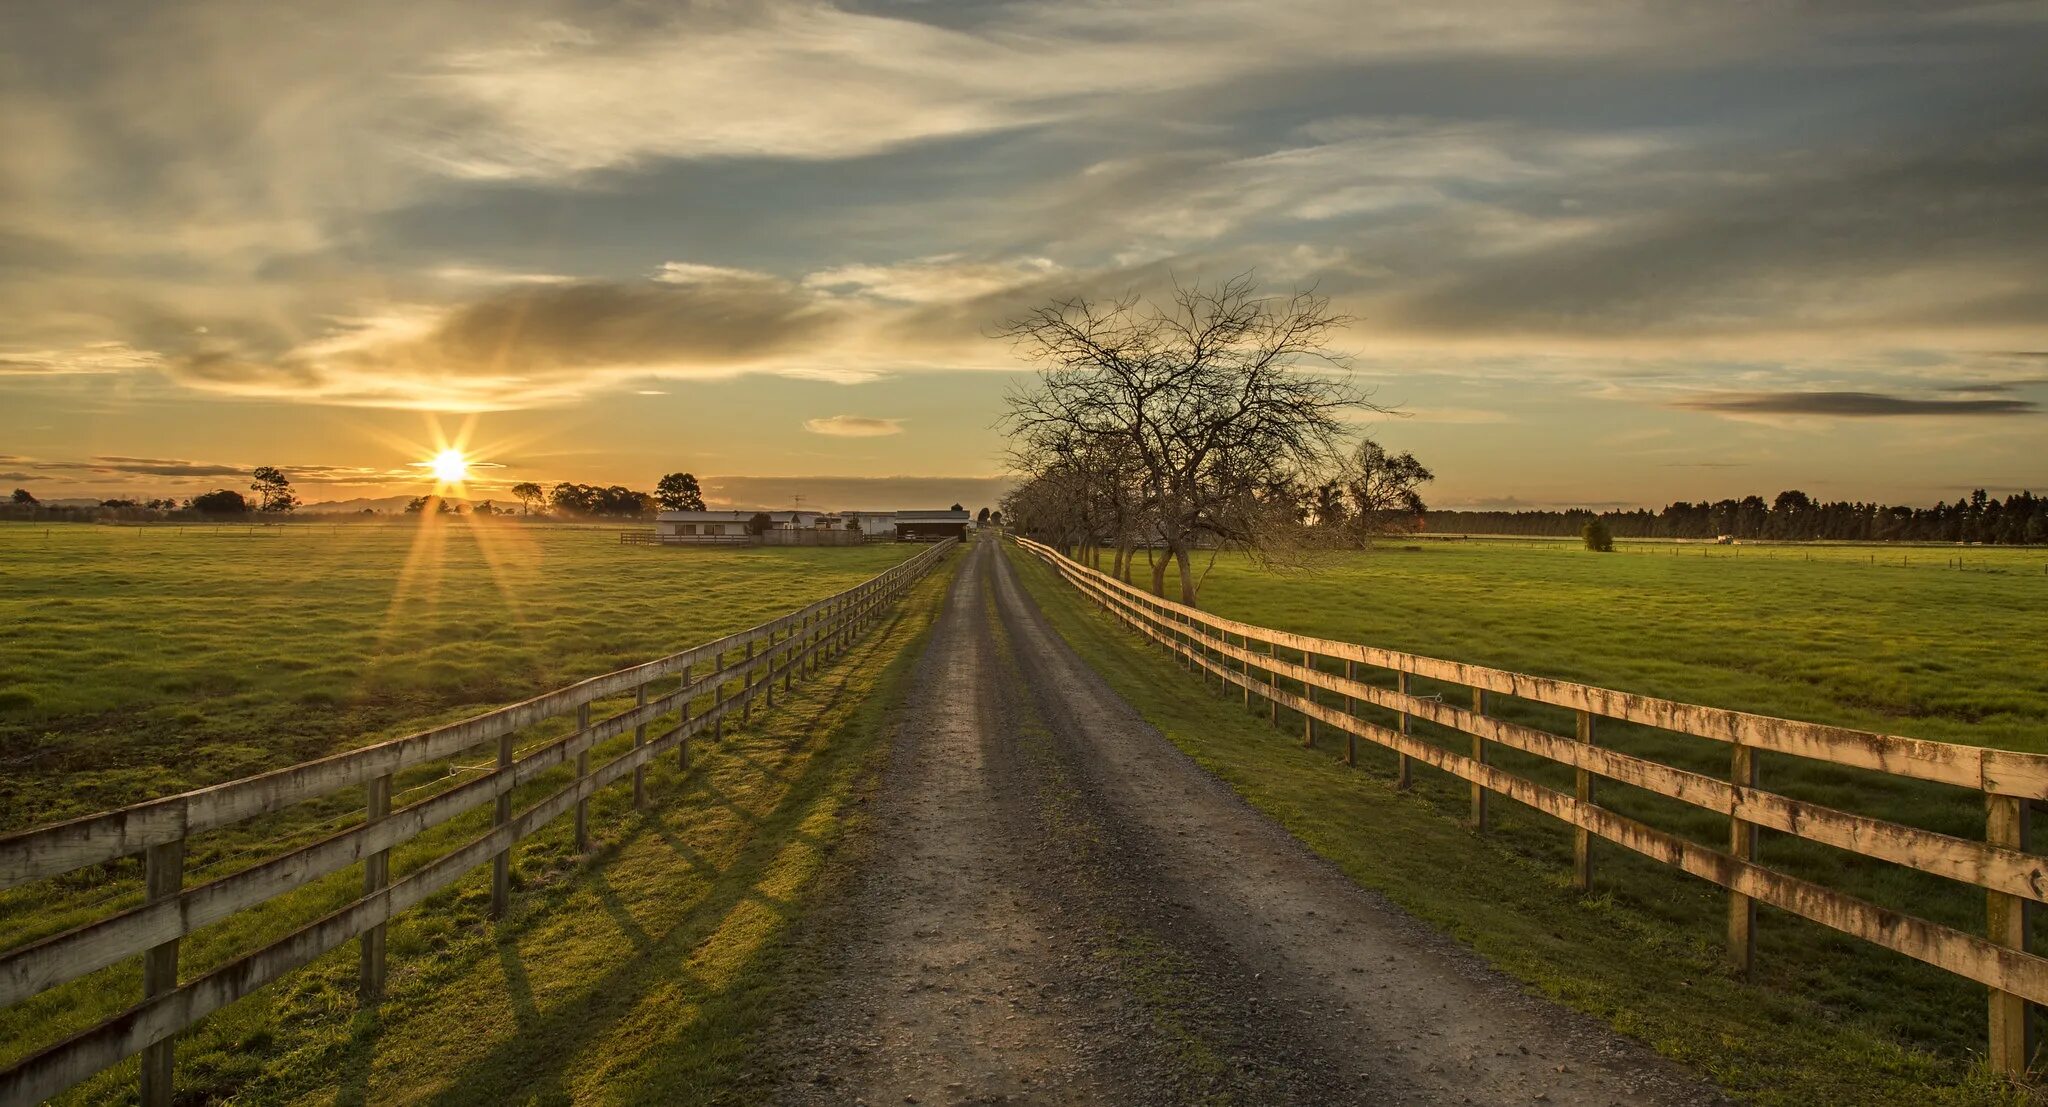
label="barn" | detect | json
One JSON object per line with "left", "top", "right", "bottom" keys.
{"left": 895, "top": 508, "right": 971, "bottom": 542}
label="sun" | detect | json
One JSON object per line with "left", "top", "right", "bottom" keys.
{"left": 429, "top": 448, "right": 469, "bottom": 484}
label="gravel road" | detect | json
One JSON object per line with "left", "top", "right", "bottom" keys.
{"left": 768, "top": 538, "right": 1722, "bottom": 1106}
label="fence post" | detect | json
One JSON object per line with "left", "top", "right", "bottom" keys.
{"left": 713, "top": 650, "right": 726, "bottom": 741}
{"left": 1241, "top": 634, "right": 1252, "bottom": 709}
{"left": 1395, "top": 671, "right": 1413, "bottom": 789}
{"left": 1302, "top": 650, "right": 1316, "bottom": 747}
{"left": 742, "top": 640, "right": 757, "bottom": 723}
{"left": 632, "top": 683, "right": 649, "bottom": 809}
{"left": 140, "top": 839, "right": 185, "bottom": 1107}
{"left": 491, "top": 729, "right": 514, "bottom": 918}
{"left": 360, "top": 773, "right": 393, "bottom": 1001}
{"left": 1728, "top": 743, "right": 1757, "bottom": 975}
{"left": 1267, "top": 641, "right": 1280, "bottom": 726}
{"left": 1573, "top": 711, "right": 1595, "bottom": 891}
{"left": 1469, "top": 689, "right": 1489, "bottom": 829}
{"left": 1987, "top": 793, "right": 2033, "bottom": 1075}
{"left": 1343, "top": 659, "right": 1357, "bottom": 765}
{"left": 677, "top": 665, "right": 692, "bottom": 770}
{"left": 766, "top": 631, "right": 779, "bottom": 707}
{"left": 574, "top": 702, "right": 592, "bottom": 852}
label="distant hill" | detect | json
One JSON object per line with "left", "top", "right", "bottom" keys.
{"left": 300, "top": 495, "right": 479, "bottom": 514}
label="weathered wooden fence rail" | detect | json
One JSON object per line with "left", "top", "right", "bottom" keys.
{"left": 1013, "top": 535, "right": 2046, "bottom": 1074}
{"left": 0, "top": 539, "right": 955, "bottom": 1106}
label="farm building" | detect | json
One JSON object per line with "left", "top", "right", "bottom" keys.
{"left": 639, "top": 507, "right": 968, "bottom": 546}
{"left": 895, "top": 508, "right": 971, "bottom": 542}
{"left": 654, "top": 509, "right": 840, "bottom": 541}
{"left": 841, "top": 511, "right": 897, "bottom": 538}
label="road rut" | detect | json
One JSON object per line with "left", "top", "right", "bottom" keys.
{"left": 769, "top": 538, "right": 1720, "bottom": 1106}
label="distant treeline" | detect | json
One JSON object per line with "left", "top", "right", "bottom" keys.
{"left": 1428, "top": 490, "right": 2048, "bottom": 545}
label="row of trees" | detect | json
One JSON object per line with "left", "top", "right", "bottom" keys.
{"left": 8, "top": 466, "right": 710, "bottom": 521}
{"left": 499, "top": 473, "right": 705, "bottom": 517}
{"left": 8, "top": 465, "right": 300, "bottom": 517}
{"left": 1429, "top": 488, "right": 2048, "bottom": 545}
{"left": 997, "top": 276, "right": 1432, "bottom": 606}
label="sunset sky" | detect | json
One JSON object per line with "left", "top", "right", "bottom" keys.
{"left": 2, "top": 1, "right": 2044, "bottom": 510}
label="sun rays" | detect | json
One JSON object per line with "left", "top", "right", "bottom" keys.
{"left": 368, "top": 415, "right": 543, "bottom": 657}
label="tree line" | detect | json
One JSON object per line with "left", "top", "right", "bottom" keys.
{"left": 6, "top": 468, "right": 716, "bottom": 521}
{"left": 8, "top": 466, "right": 301, "bottom": 518}
{"left": 1428, "top": 488, "right": 2048, "bottom": 545}
{"left": 997, "top": 276, "right": 1433, "bottom": 607}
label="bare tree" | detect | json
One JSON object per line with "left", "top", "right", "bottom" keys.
{"left": 999, "top": 275, "right": 1381, "bottom": 605}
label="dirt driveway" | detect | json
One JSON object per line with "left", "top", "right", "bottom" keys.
{"left": 768, "top": 538, "right": 1720, "bottom": 1106}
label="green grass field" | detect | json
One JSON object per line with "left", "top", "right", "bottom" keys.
{"left": 0, "top": 520, "right": 932, "bottom": 1102}
{"left": 1016, "top": 540, "right": 2048, "bottom": 1103}
{"left": 0, "top": 521, "right": 914, "bottom": 831}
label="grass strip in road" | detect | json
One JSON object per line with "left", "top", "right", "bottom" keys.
{"left": 1004, "top": 543, "right": 2023, "bottom": 1107}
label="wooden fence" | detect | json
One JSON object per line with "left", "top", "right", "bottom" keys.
{"left": 1013, "top": 535, "right": 2046, "bottom": 1075}
{"left": 0, "top": 539, "right": 955, "bottom": 1106}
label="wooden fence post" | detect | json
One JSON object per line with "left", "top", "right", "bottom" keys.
{"left": 742, "top": 641, "right": 756, "bottom": 724}
{"left": 712, "top": 651, "right": 726, "bottom": 741}
{"left": 140, "top": 839, "right": 185, "bottom": 1107}
{"left": 630, "top": 683, "right": 648, "bottom": 809}
{"left": 1242, "top": 634, "right": 1252, "bottom": 709}
{"left": 1302, "top": 651, "right": 1316, "bottom": 747}
{"left": 360, "top": 774, "right": 393, "bottom": 1001}
{"left": 1343, "top": 659, "right": 1357, "bottom": 765}
{"left": 491, "top": 730, "right": 513, "bottom": 918}
{"left": 1395, "top": 671, "right": 1413, "bottom": 789}
{"left": 677, "top": 666, "right": 692, "bottom": 770}
{"left": 574, "top": 703, "right": 592, "bottom": 853}
{"left": 1988, "top": 793, "right": 2034, "bottom": 1075}
{"left": 1469, "top": 689, "right": 1489, "bottom": 829}
{"left": 1573, "top": 711, "right": 1595, "bottom": 891}
{"left": 1728, "top": 743, "right": 1757, "bottom": 975}
{"left": 1267, "top": 642, "right": 1280, "bottom": 726}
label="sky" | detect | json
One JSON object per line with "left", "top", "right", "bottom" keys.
{"left": 1, "top": 0, "right": 2044, "bottom": 511}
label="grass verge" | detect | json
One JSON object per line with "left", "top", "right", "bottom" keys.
{"left": 1005, "top": 542, "right": 2024, "bottom": 1106}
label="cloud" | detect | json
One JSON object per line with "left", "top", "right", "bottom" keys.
{"left": 87, "top": 456, "right": 246, "bottom": 477}
{"left": 1385, "top": 122, "right": 2048, "bottom": 345}
{"left": 135, "top": 253, "right": 1108, "bottom": 408}
{"left": 804, "top": 415, "right": 905, "bottom": 437}
{"left": 803, "top": 256, "right": 1061, "bottom": 304}
{"left": 158, "top": 273, "right": 855, "bottom": 409}
{"left": 1944, "top": 378, "right": 2048, "bottom": 394}
{"left": 0, "top": 344, "right": 163, "bottom": 375}
{"left": 404, "top": 1, "right": 1696, "bottom": 181}
{"left": 700, "top": 473, "right": 1009, "bottom": 512}
{"left": 1671, "top": 391, "right": 2039, "bottom": 418}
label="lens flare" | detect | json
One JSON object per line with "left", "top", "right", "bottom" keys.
{"left": 430, "top": 448, "right": 468, "bottom": 484}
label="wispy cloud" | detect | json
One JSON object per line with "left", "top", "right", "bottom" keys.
{"left": 804, "top": 415, "right": 906, "bottom": 438}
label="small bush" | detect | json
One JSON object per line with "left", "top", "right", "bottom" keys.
{"left": 1582, "top": 519, "right": 1615, "bottom": 552}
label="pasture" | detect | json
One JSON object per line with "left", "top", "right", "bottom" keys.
{"left": 0, "top": 521, "right": 914, "bottom": 831}
{"left": 0, "top": 520, "right": 931, "bottom": 1102}
{"left": 1021, "top": 540, "right": 2048, "bottom": 1103}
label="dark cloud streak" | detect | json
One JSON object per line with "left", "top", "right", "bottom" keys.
{"left": 1673, "top": 390, "right": 2039, "bottom": 417}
